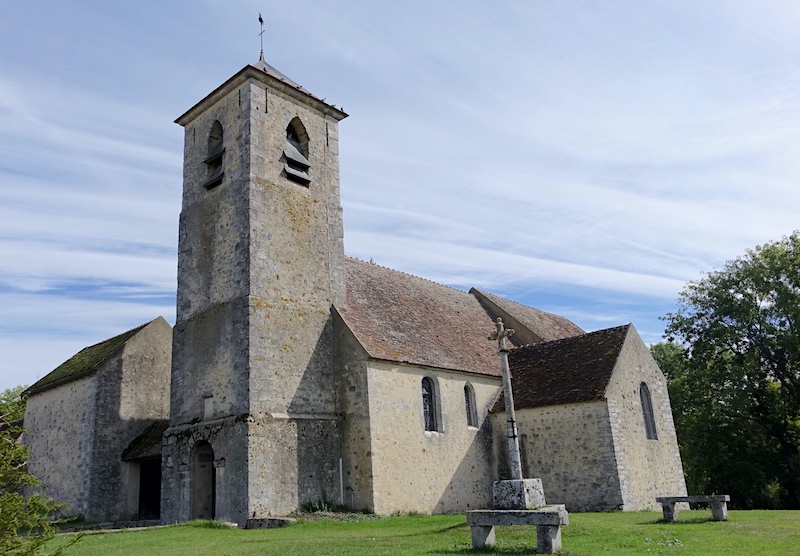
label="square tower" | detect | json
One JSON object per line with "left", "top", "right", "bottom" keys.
{"left": 161, "top": 58, "right": 347, "bottom": 525}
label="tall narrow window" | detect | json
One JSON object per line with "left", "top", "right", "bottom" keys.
{"left": 284, "top": 117, "right": 311, "bottom": 185}
{"left": 464, "top": 383, "right": 478, "bottom": 428}
{"left": 422, "top": 377, "right": 438, "bottom": 432}
{"left": 640, "top": 382, "right": 658, "bottom": 440}
{"left": 203, "top": 120, "right": 224, "bottom": 189}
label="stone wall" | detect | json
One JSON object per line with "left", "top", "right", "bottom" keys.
{"left": 245, "top": 76, "right": 345, "bottom": 517}
{"left": 605, "top": 326, "right": 687, "bottom": 510}
{"left": 171, "top": 73, "right": 254, "bottom": 424}
{"left": 166, "top": 78, "right": 256, "bottom": 523}
{"left": 161, "top": 417, "right": 249, "bottom": 524}
{"left": 499, "top": 401, "right": 624, "bottom": 511}
{"left": 24, "top": 375, "right": 97, "bottom": 518}
{"left": 366, "top": 360, "right": 501, "bottom": 514}
{"left": 334, "top": 311, "right": 374, "bottom": 512}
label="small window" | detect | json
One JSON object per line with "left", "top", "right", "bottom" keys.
{"left": 203, "top": 396, "right": 214, "bottom": 420}
{"left": 640, "top": 382, "right": 658, "bottom": 440}
{"left": 464, "top": 383, "right": 478, "bottom": 427}
{"left": 421, "top": 377, "right": 439, "bottom": 432}
{"left": 203, "top": 120, "right": 224, "bottom": 189}
{"left": 284, "top": 118, "right": 311, "bottom": 185}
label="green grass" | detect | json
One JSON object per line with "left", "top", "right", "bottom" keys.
{"left": 46, "top": 510, "right": 800, "bottom": 556}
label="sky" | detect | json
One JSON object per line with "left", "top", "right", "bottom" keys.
{"left": 2, "top": 1, "right": 800, "bottom": 391}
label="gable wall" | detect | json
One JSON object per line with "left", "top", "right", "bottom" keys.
{"left": 499, "top": 400, "right": 624, "bottom": 511}
{"left": 605, "top": 328, "right": 687, "bottom": 510}
{"left": 366, "top": 360, "right": 501, "bottom": 514}
{"left": 24, "top": 374, "right": 98, "bottom": 518}
{"left": 89, "top": 318, "right": 171, "bottom": 521}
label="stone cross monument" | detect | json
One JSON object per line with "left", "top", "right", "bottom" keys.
{"left": 467, "top": 318, "right": 568, "bottom": 553}
{"left": 489, "top": 318, "right": 546, "bottom": 510}
{"left": 489, "top": 317, "right": 523, "bottom": 480}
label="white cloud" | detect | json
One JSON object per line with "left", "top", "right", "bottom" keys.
{"left": 2, "top": 1, "right": 800, "bottom": 389}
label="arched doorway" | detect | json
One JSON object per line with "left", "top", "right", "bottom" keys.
{"left": 191, "top": 441, "right": 216, "bottom": 519}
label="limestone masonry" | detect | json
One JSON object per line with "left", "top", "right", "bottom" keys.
{"left": 24, "top": 57, "right": 687, "bottom": 525}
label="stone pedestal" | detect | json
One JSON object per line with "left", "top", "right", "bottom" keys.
{"left": 536, "top": 523, "right": 562, "bottom": 553}
{"left": 493, "top": 478, "right": 546, "bottom": 510}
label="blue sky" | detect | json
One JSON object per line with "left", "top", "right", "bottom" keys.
{"left": 2, "top": 1, "right": 800, "bottom": 391}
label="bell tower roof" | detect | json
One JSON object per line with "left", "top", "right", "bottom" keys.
{"left": 253, "top": 52, "right": 304, "bottom": 92}
{"left": 175, "top": 57, "right": 348, "bottom": 126}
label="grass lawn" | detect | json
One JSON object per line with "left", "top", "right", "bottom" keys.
{"left": 47, "top": 510, "right": 800, "bottom": 556}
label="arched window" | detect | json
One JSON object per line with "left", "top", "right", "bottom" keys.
{"left": 421, "top": 377, "right": 439, "bottom": 432}
{"left": 284, "top": 117, "right": 311, "bottom": 185}
{"left": 640, "top": 382, "right": 658, "bottom": 440}
{"left": 464, "top": 383, "right": 478, "bottom": 428}
{"left": 203, "top": 120, "right": 224, "bottom": 189}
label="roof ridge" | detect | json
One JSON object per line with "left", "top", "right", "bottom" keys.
{"left": 513, "top": 323, "right": 631, "bottom": 351}
{"left": 471, "top": 288, "right": 568, "bottom": 320}
{"left": 344, "top": 256, "right": 472, "bottom": 296}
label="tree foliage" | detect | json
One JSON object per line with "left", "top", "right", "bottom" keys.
{"left": 0, "top": 386, "right": 77, "bottom": 555}
{"left": 659, "top": 232, "right": 800, "bottom": 509}
{"left": 0, "top": 385, "right": 27, "bottom": 424}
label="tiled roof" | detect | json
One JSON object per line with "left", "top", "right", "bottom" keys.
{"left": 471, "top": 289, "right": 584, "bottom": 342}
{"left": 253, "top": 57, "right": 308, "bottom": 97}
{"left": 122, "top": 420, "right": 169, "bottom": 461}
{"left": 176, "top": 58, "right": 347, "bottom": 127}
{"left": 337, "top": 259, "right": 587, "bottom": 376}
{"left": 492, "top": 324, "right": 631, "bottom": 411}
{"left": 337, "top": 258, "right": 502, "bottom": 376}
{"left": 26, "top": 320, "right": 154, "bottom": 395}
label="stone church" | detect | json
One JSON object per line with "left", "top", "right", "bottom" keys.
{"left": 23, "top": 57, "right": 687, "bottom": 526}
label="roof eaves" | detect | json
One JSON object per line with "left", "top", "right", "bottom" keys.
{"left": 364, "top": 354, "right": 502, "bottom": 377}
{"left": 26, "top": 320, "right": 152, "bottom": 396}
{"left": 176, "top": 64, "right": 348, "bottom": 126}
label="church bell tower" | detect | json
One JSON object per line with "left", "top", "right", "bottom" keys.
{"left": 161, "top": 56, "right": 347, "bottom": 525}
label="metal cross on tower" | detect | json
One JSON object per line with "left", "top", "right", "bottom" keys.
{"left": 489, "top": 317, "right": 523, "bottom": 480}
{"left": 258, "top": 13, "right": 266, "bottom": 61}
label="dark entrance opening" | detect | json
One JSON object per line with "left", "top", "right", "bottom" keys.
{"left": 192, "top": 441, "right": 216, "bottom": 519}
{"left": 138, "top": 457, "right": 161, "bottom": 519}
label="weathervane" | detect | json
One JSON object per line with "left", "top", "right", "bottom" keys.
{"left": 258, "top": 12, "right": 265, "bottom": 61}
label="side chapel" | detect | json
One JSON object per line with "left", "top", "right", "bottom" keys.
{"left": 23, "top": 56, "right": 687, "bottom": 526}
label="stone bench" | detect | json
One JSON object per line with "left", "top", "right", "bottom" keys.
{"left": 466, "top": 506, "right": 569, "bottom": 553}
{"left": 656, "top": 495, "right": 730, "bottom": 522}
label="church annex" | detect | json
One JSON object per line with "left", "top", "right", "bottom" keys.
{"left": 24, "top": 57, "right": 687, "bottom": 526}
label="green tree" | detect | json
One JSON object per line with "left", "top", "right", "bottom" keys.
{"left": 662, "top": 233, "right": 800, "bottom": 509}
{"left": 0, "top": 385, "right": 27, "bottom": 423}
{"left": 651, "top": 342, "right": 781, "bottom": 508}
{"left": 0, "top": 385, "right": 77, "bottom": 555}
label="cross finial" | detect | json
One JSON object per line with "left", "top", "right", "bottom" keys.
{"left": 258, "top": 12, "right": 266, "bottom": 61}
{"left": 488, "top": 317, "right": 514, "bottom": 353}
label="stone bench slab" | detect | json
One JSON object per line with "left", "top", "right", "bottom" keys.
{"left": 466, "top": 506, "right": 569, "bottom": 553}
{"left": 656, "top": 495, "right": 729, "bottom": 521}
{"left": 656, "top": 495, "right": 730, "bottom": 504}
{"left": 467, "top": 506, "right": 569, "bottom": 527}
